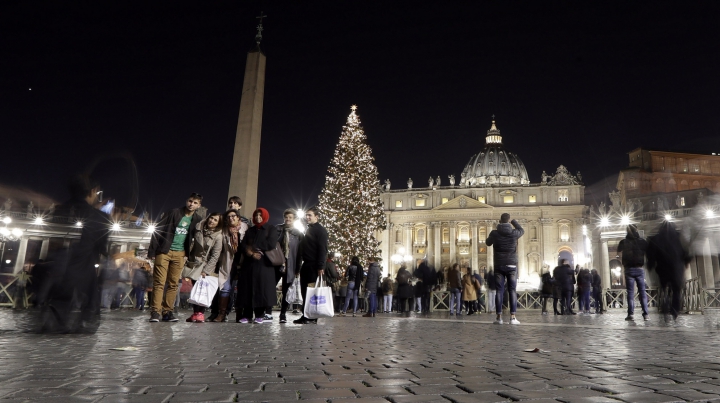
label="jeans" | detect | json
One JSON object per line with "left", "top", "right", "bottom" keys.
{"left": 563, "top": 289, "right": 574, "bottom": 313}
{"left": 343, "top": 283, "right": 359, "bottom": 313}
{"left": 219, "top": 277, "right": 233, "bottom": 298}
{"left": 422, "top": 287, "right": 433, "bottom": 313}
{"left": 383, "top": 295, "right": 393, "bottom": 312}
{"left": 279, "top": 279, "right": 292, "bottom": 318}
{"left": 495, "top": 267, "right": 517, "bottom": 314}
{"left": 593, "top": 288, "right": 602, "bottom": 312}
{"left": 449, "top": 288, "right": 462, "bottom": 314}
{"left": 487, "top": 290, "right": 496, "bottom": 312}
{"left": 133, "top": 287, "right": 146, "bottom": 309}
{"left": 579, "top": 288, "right": 591, "bottom": 311}
{"left": 415, "top": 297, "right": 422, "bottom": 311}
{"left": 625, "top": 267, "right": 649, "bottom": 316}
{"left": 369, "top": 292, "right": 377, "bottom": 313}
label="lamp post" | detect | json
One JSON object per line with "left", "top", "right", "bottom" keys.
{"left": 390, "top": 247, "right": 414, "bottom": 276}
{"left": 0, "top": 217, "right": 24, "bottom": 272}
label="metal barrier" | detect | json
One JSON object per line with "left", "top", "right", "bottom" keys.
{"left": 0, "top": 273, "right": 18, "bottom": 307}
{"left": 683, "top": 278, "right": 703, "bottom": 313}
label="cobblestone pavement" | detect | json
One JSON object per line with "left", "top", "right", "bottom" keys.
{"left": 2, "top": 309, "right": 720, "bottom": 402}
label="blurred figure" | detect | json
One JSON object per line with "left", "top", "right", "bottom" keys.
{"left": 577, "top": 267, "right": 593, "bottom": 314}
{"left": 539, "top": 270, "right": 554, "bottom": 315}
{"left": 413, "top": 278, "right": 424, "bottom": 313}
{"left": 341, "top": 256, "right": 363, "bottom": 316}
{"left": 447, "top": 263, "right": 462, "bottom": 316}
{"left": 362, "top": 257, "right": 381, "bottom": 317}
{"left": 617, "top": 224, "right": 650, "bottom": 321}
{"left": 395, "top": 264, "right": 412, "bottom": 313}
{"left": 381, "top": 276, "right": 394, "bottom": 313}
{"left": 473, "top": 270, "right": 485, "bottom": 312}
{"left": 462, "top": 267, "right": 479, "bottom": 315}
{"left": 591, "top": 269, "right": 603, "bottom": 314}
{"left": 132, "top": 263, "right": 150, "bottom": 310}
{"left": 39, "top": 175, "right": 109, "bottom": 333}
{"left": 552, "top": 265, "right": 564, "bottom": 315}
{"left": 647, "top": 221, "right": 690, "bottom": 320}
{"left": 415, "top": 260, "right": 436, "bottom": 313}
{"left": 484, "top": 269, "right": 497, "bottom": 313}
{"left": 487, "top": 213, "right": 524, "bottom": 325}
{"left": 556, "top": 259, "right": 576, "bottom": 315}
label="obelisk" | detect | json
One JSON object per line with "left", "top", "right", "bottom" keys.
{"left": 228, "top": 13, "right": 266, "bottom": 215}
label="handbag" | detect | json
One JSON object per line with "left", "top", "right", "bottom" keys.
{"left": 181, "top": 261, "right": 203, "bottom": 281}
{"left": 265, "top": 243, "right": 285, "bottom": 266}
{"left": 187, "top": 276, "right": 219, "bottom": 307}
{"left": 303, "top": 275, "right": 334, "bottom": 319}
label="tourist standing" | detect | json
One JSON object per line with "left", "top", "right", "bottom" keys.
{"left": 184, "top": 212, "right": 224, "bottom": 323}
{"left": 132, "top": 263, "right": 150, "bottom": 310}
{"left": 395, "top": 264, "right": 412, "bottom": 313}
{"left": 294, "top": 207, "right": 328, "bottom": 324}
{"left": 577, "top": 267, "right": 593, "bottom": 314}
{"left": 362, "top": 257, "right": 381, "bottom": 317}
{"left": 341, "top": 256, "right": 363, "bottom": 316}
{"left": 277, "top": 209, "right": 303, "bottom": 323}
{"left": 236, "top": 208, "right": 279, "bottom": 324}
{"left": 472, "top": 270, "right": 485, "bottom": 313}
{"left": 210, "top": 209, "right": 247, "bottom": 322}
{"left": 539, "top": 271, "right": 553, "bottom": 315}
{"left": 591, "top": 269, "right": 603, "bottom": 314}
{"left": 617, "top": 224, "right": 650, "bottom": 321}
{"left": 462, "top": 267, "right": 479, "bottom": 315}
{"left": 647, "top": 221, "right": 689, "bottom": 319}
{"left": 413, "top": 278, "right": 424, "bottom": 313}
{"left": 555, "top": 259, "right": 576, "bottom": 315}
{"left": 486, "top": 213, "right": 524, "bottom": 325}
{"left": 415, "top": 260, "right": 436, "bottom": 313}
{"left": 381, "top": 276, "right": 394, "bottom": 313}
{"left": 148, "top": 193, "right": 203, "bottom": 323}
{"left": 484, "top": 269, "right": 497, "bottom": 313}
{"left": 447, "top": 263, "right": 462, "bottom": 315}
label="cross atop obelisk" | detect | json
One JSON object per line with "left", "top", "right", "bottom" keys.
{"left": 228, "top": 13, "right": 268, "bottom": 215}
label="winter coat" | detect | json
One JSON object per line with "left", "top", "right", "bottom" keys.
{"left": 577, "top": 268, "right": 592, "bottom": 291}
{"left": 413, "top": 280, "right": 425, "bottom": 298}
{"left": 395, "top": 268, "right": 413, "bottom": 299}
{"left": 346, "top": 264, "right": 364, "bottom": 290}
{"left": 415, "top": 262, "right": 436, "bottom": 287}
{"left": 617, "top": 230, "right": 649, "bottom": 269}
{"left": 486, "top": 220, "right": 525, "bottom": 267}
{"left": 237, "top": 224, "right": 279, "bottom": 309}
{"left": 554, "top": 264, "right": 576, "bottom": 291}
{"left": 218, "top": 222, "right": 248, "bottom": 288}
{"left": 462, "top": 274, "right": 478, "bottom": 301}
{"left": 186, "top": 223, "right": 223, "bottom": 280}
{"left": 148, "top": 207, "right": 203, "bottom": 258}
{"left": 447, "top": 267, "right": 462, "bottom": 290}
{"left": 485, "top": 271, "right": 497, "bottom": 290}
{"left": 365, "top": 262, "right": 381, "bottom": 293}
{"left": 647, "top": 222, "right": 690, "bottom": 287}
{"left": 381, "top": 278, "right": 394, "bottom": 295}
{"left": 591, "top": 271, "right": 602, "bottom": 290}
{"left": 540, "top": 272, "right": 554, "bottom": 297}
{"left": 277, "top": 224, "right": 303, "bottom": 283}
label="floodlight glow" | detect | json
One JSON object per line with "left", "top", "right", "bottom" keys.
{"left": 146, "top": 224, "right": 156, "bottom": 233}
{"left": 403, "top": 254, "right": 414, "bottom": 262}
{"left": 34, "top": 217, "right": 44, "bottom": 225}
{"left": 293, "top": 220, "right": 306, "bottom": 233}
{"left": 706, "top": 210, "right": 715, "bottom": 219}
{"left": 664, "top": 214, "right": 672, "bottom": 221}
{"left": 94, "top": 264, "right": 100, "bottom": 268}
{"left": 620, "top": 215, "right": 630, "bottom": 225}
{"left": 5, "top": 260, "right": 10, "bottom": 264}
{"left": 111, "top": 223, "right": 121, "bottom": 231}
{"left": 11, "top": 229, "right": 23, "bottom": 237}
{"left": 0, "top": 228, "right": 9, "bottom": 236}
{"left": 2, "top": 217, "right": 11, "bottom": 224}
{"left": 75, "top": 221, "right": 83, "bottom": 227}
{"left": 582, "top": 225, "right": 587, "bottom": 235}
{"left": 296, "top": 209, "right": 305, "bottom": 217}
{"left": 398, "top": 247, "right": 406, "bottom": 255}
{"left": 599, "top": 217, "right": 610, "bottom": 227}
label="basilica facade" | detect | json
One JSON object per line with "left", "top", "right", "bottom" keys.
{"left": 378, "top": 121, "right": 588, "bottom": 288}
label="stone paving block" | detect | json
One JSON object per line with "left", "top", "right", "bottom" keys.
{"left": 498, "top": 389, "right": 563, "bottom": 400}
{"left": 235, "top": 391, "right": 299, "bottom": 401}
{"left": 571, "top": 371, "right": 616, "bottom": 379}
{"left": 660, "top": 374, "right": 714, "bottom": 384}
{"left": 442, "top": 393, "right": 511, "bottom": 403}
{"left": 556, "top": 398, "right": 624, "bottom": 403}
{"left": 283, "top": 375, "right": 333, "bottom": 383}
{"left": 410, "top": 377, "right": 461, "bottom": 386}
{"left": 547, "top": 379, "right": 595, "bottom": 389}
{"left": 609, "top": 392, "right": 684, "bottom": 403}
{"left": 205, "top": 382, "right": 263, "bottom": 392}
{"left": 1, "top": 379, "right": 78, "bottom": 388}
{"left": 590, "top": 384, "right": 655, "bottom": 394}
{"left": 364, "top": 378, "right": 418, "bottom": 387}
{"left": 589, "top": 378, "right": 635, "bottom": 386}
{"left": 5, "top": 386, "right": 89, "bottom": 398}
{"left": 125, "top": 378, "right": 182, "bottom": 387}
{"left": 166, "top": 391, "right": 237, "bottom": 402}
{"left": 390, "top": 394, "right": 451, "bottom": 403}
{"left": 315, "top": 380, "right": 366, "bottom": 389}
{"left": 659, "top": 389, "right": 720, "bottom": 402}
{"left": 354, "top": 386, "right": 412, "bottom": 398}
{"left": 263, "top": 382, "right": 317, "bottom": 391}
{"left": 75, "top": 386, "right": 152, "bottom": 395}
{"left": 634, "top": 382, "right": 696, "bottom": 392}
{"left": 408, "top": 385, "right": 467, "bottom": 395}
{"left": 299, "top": 388, "right": 356, "bottom": 399}
{"left": 457, "top": 382, "right": 520, "bottom": 393}
{"left": 502, "top": 380, "right": 559, "bottom": 390}
{"left": 96, "top": 394, "right": 173, "bottom": 403}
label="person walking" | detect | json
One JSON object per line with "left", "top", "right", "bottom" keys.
{"left": 539, "top": 270, "right": 553, "bottom": 315}
{"left": 148, "top": 193, "right": 204, "bottom": 323}
{"left": 577, "top": 267, "right": 593, "bottom": 314}
{"left": 647, "top": 221, "right": 689, "bottom": 320}
{"left": 552, "top": 264, "right": 564, "bottom": 315}
{"left": 413, "top": 278, "right": 424, "bottom": 313}
{"left": 341, "top": 256, "right": 363, "bottom": 316}
{"left": 236, "top": 208, "right": 279, "bottom": 324}
{"left": 362, "top": 257, "right": 381, "bottom": 317}
{"left": 591, "top": 269, "right": 603, "bottom": 314}
{"left": 472, "top": 270, "right": 485, "bottom": 313}
{"left": 294, "top": 207, "right": 329, "bottom": 325}
{"left": 447, "top": 263, "right": 462, "bottom": 316}
{"left": 462, "top": 267, "right": 479, "bottom": 315}
{"left": 395, "top": 264, "right": 413, "bottom": 313}
{"left": 617, "top": 224, "right": 650, "bottom": 321}
{"left": 486, "top": 213, "right": 524, "bottom": 325}
{"left": 184, "top": 212, "right": 224, "bottom": 323}
{"left": 555, "top": 259, "right": 577, "bottom": 315}
{"left": 415, "top": 260, "right": 436, "bottom": 313}
{"left": 484, "top": 269, "right": 497, "bottom": 313}
{"left": 381, "top": 276, "right": 394, "bottom": 313}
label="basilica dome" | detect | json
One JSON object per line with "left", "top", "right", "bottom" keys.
{"left": 459, "top": 120, "right": 530, "bottom": 186}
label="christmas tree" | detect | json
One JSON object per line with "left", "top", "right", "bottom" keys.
{"left": 318, "top": 105, "right": 386, "bottom": 268}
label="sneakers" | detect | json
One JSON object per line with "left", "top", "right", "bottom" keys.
{"left": 279, "top": 316, "right": 287, "bottom": 323}
{"left": 238, "top": 318, "right": 249, "bottom": 324}
{"left": 643, "top": 314, "right": 650, "bottom": 321}
{"left": 194, "top": 313, "right": 205, "bottom": 323}
{"left": 293, "top": 317, "right": 306, "bottom": 324}
{"left": 338, "top": 312, "right": 346, "bottom": 317}
{"left": 625, "top": 314, "right": 634, "bottom": 321}
{"left": 254, "top": 318, "right": 264, "bottom": 324}
{"left": 162, "top": 312, "right": 178, "bottom": 322}
{"left": 292, "top": 309, "right": 299, "bottom": 314}
{"left": 510, "top": 318, "right": 521, "bottom": 325}
{"left": 264, "top": 314, "right": 273, "bottom": 320}
{"left": 186, "top": 313, "right": 197, "bottom": 323}
{"left": 149, "top": 312, "right": 161, "bottom": 322}
{"left": 493, "top": 318, "right": 504, "bottom": 325}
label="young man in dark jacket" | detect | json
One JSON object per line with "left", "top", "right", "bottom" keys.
{"left": 486, "top": 213, "right": 524, "bottom": 324}
{"left": 277, "top": 208, "right": 304, "bottom": 323}
{"left": 294, "top": 206, "right": 328, "bottom": 324}
{"left": 617, "top": 224, "right": 650, "bottom": 321}
{"left": 147, "top": 193, "right": 203, "bottom": 322}
{"left": 555, "top": 259, "right": 577, "bottom": 315}
{"left": 591, "top": 269, "right": 603, "bottom": 314}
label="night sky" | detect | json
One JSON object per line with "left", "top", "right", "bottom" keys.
{"left": 2, "top": 1, "right": 720, "bottom": 223}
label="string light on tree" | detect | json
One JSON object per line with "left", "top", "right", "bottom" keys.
{"left": 318, "top": 105, "right": 386, "bottom": 268}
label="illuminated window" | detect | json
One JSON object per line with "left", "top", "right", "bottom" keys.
{"left": 458, "top": 225, "right": 469, "bottom": 241}
{"left": 395, "top": 200, "right": 402, "bottom": 208}
{"left": 442, "top": 197, "right": 449, "bottom": 204}
{"left": 558, "top": 189, "right": 569, "bottom": 202}
{"left": 442, "top": 228, "right": 449, "bottom": 243}
{"left": 503, "top": 195, "right": 514, "bottom": 204}
{"left": 416, "top": 228, "right": 426, "bottom": 244}
{"left": 560, "top": 224, "right": 569, "bottom": 241}
{"left": 529, "top": 195, "right": 537, "bottom": 203}
{"left": 478, "top": 196, "right": 485, "bottom": 203}
{"left": 680, "top": 197, "right": 685, "bottom": 207}
{"left": 415, "top": 199, "right": 426, "bottom": 207}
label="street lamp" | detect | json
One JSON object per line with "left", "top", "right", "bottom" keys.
{"left": 391, "top": 247, "right": 413, "bottom": 265}
{"left": 0, "top": 217, "right": 24, "bottom": 271}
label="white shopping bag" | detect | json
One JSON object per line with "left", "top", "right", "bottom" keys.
{"left": 286, "top": 277, "right": 303, "bottom": 305}
{"left": 187, "top": 276, "right": 219, "bottom": 307}
{"left": 303, "top": 275, "right": 334, "bottom": 319}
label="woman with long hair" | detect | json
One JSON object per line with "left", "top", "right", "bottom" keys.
{"left": 236, "top": 208, "right": 279, "bottom": 324}
{"left": 341, "top": 256, "right": 363, "bottom": 317}
{"left": 185, "top": 212, "right": 224, "bottom": 323}
{"left": 208, "top": 209, "right": 247, "bottom": 322}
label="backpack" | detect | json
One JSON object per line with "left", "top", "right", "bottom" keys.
{"left": 382, "top": 279, "right": 392, "bottom": 293}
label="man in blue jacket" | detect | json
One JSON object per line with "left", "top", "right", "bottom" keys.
{"left": 486, "top": 213, "right": 524, "bottom": 325}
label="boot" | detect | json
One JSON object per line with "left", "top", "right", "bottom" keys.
{"left": 212, "top": 297, "right": 229, "bottom": 323}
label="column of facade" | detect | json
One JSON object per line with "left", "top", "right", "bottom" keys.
{"left": 485, "top": 221, "right": 494, "bottom": 270}
{"left": 449, "top": 221, "right": 457, "bottom": 265}
{"left": 404, "top": 223, "right": 413, "bottom": 259}
{"left": 13, "top": 237, "right": 29, "bottom": 274}
{"left": 539, "top": 218, "right": 554, "bottom": 266}
{"left": 471, "top": 221, "right": 479, "bottom": 271}
{"left": 697, "top": 237, "right": 716, "bottom": 289}
{"left": 517, "top": 227, "right": 526, "bottom": 280}
{"left": 39, "top": 238, "right": 50, "bottom": 260}
{"left": 433, "top": 222, "right": 441, "bottom": 269}
{"left": 600, "top": 239, "right": 611, "bottom": 290}
{"left": 427, "top": 222, "right": 435, "bottom": 264}
{"left": 382, "top": 224, "right": 392, "bottom": 276}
